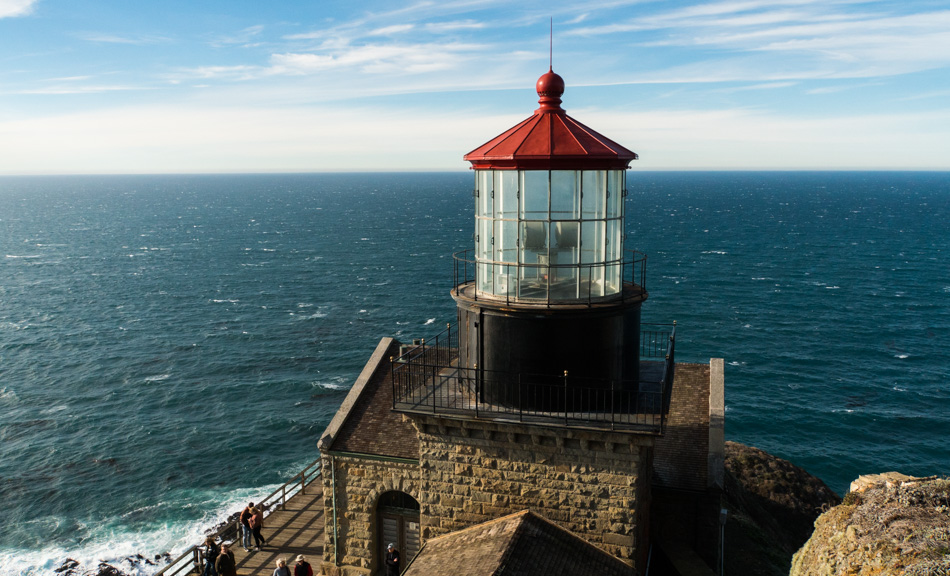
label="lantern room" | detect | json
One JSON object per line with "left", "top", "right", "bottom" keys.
{"left": 464, "top": 69, "right": 637, "bottom": 303}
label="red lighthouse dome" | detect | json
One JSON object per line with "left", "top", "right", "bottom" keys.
{"left": 463, "top": 69, "right": 637, "bottom": 171}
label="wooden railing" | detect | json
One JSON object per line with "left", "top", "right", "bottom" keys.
{"left": 153, "top": 458, "right": 322, "bottom": 576}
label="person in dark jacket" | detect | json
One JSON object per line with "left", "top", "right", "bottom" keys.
{"left": 214, "top": 543, "right": 237, "bottom": 576}
{"left": 385, "top": 543, "right": 400, "bottom": 576}
{"left": 239, "top": 502, "right": 255, "bottom": 551}
{"left": 294, "top": 554, "right": 313, "bottom": 576}
{"left": 202, "top": 536, "right": 219, "bottom": 576}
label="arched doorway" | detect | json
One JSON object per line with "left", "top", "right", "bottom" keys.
{"left": 376, "top": 491, "right": 420, "bottom": 574}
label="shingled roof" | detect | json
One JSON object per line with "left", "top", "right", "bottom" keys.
{"left": 402, "top": 510, "right": 632, "bottom": 576}
{"left": 318, "top": 338, "right": 419, "bottom": 460}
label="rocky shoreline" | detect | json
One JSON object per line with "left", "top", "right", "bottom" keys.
{"left": 50, "top": 444, "right": 946, "bottom": 576}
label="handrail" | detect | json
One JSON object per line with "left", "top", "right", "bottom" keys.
{"left": 392, "top": 322, "right": 676, "bottom": 433}
{"left": 153, "top": 458, "right": 322, "bottom": 576}
{"left": 451, "top": 248, "right": 647, "bottom": 307}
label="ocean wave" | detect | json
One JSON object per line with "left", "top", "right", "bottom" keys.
{"left": 0, "top": 485, "right": 280, "bottom": 576}
{"left": 144, "top": 374, "right": 170, "bottom": 383}
{"left": 314, "top": 378, "right": 350, "bottom": 391}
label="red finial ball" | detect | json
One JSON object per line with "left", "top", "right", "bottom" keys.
{"left": 536, "top": 69, "right": 565, "bottom": 97}
{"left": 536, "top": 69, "right": 565, "bottom": 112}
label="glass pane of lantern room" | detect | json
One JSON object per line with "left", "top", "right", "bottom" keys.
{"left": 606, "top": 171, "right": 624, "bottom": 219}
{"left": 605, "top": 220, "right": 621, "bottom": 295}
{"left": 550, "top": 171, "right": 579, "bottom": 220}
{"left": 521, "top": 171, "right": 548, "bottom": 220}
{"left": 495, "top": 219, "right": 517, "bottom": 264}
{"left": 518, "top": 220, "right": 548, "bottom": 301}
{"left": 582, "top": 171, "right": 606, "bottom": 219}
{"left": 478, "top": 262, "right": 493, "bottom": 294}
{"left": 495, "top": 171, "right": 518, "bottom": 219}
{"left": 477, "top": 171, "right": 493, "bottom": 218}
{"left": 605, "top": 219, "right": 622, "bottom": 261}
{"left": 582, "top": 221, "right": 606, "bottom": 297}
{"left": 476, "top": 218, "right": 492, "bottom": 261}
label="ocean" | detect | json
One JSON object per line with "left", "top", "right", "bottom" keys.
{"left": 1, "top": 171, "right": 947, "bottom": 575}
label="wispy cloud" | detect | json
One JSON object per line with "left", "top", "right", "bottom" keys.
{"left": 172, "top": 40, "right": 488, "bottom": 83}
{"left": 76, "top": 32, "right": 173, "bottom": 45}
{"left": 0, "top": 0, "right": 37, "bottom": 18}
{"left": 209, "top": 25, "right": 266, "bottom": 48}
{"left": 424, "top": 20, "right": 486, "bottom": 33}
{"left": 369, "top": 24, "right": 415, "bottom": 36}
{"left": 566, "top": 1, "right": 950, "bottom": 81}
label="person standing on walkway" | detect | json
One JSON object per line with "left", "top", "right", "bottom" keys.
{"left": 239, "top": 502, "right": 255, "bottom": 551}
{"left": 294, "top": 554, "right": 313, "bottom": 576}
{"left": 385, "top": 543, "right": 400, "bottom": 576}
{"left": 273, "top": 558, "right": 291, "bottom": 576}
{"left": 214, "top": 543, "right": 237, "bottom": 576}
{"left": 202, "top": 536, "right": 219, "bottom": 576}
{"left": 249, "top": 506, "right": 266, "bottom": 551}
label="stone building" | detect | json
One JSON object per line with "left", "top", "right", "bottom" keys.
{"left": 318, "top": 69, "right": 725, "bottom": 576}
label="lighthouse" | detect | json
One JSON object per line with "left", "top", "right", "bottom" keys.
{"left": 320, "top": 66, "right": 724, "bottom": 576}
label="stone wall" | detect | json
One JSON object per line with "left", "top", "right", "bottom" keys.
{"left": 321, "top": 453, "right": 420, "bottom": 576}
{"left": 412, "top": 416, "right": 655, "bottom": 571}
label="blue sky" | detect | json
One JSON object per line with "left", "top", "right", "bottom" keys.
{"left": 1, "top": 0, "right": 949, "bottom": 174}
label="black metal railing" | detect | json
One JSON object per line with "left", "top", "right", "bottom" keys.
{"left": 451, "top": 249, "right": 648, "bottom": 307}
{"left": 391, "top": 323, "right": 675, "bottom": 433}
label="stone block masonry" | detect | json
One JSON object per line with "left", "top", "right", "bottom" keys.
{"left": 321, "top": 454, "right": 420, "bottom": 573}
{"left": 411, "top": 416, "right": 656, "bottom": 568}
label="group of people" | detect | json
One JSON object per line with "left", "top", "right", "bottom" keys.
{"left": 240, "top": 501, "right": 267, "bottom": 552}
{"left": 199, "top": 501, "right": 317, "bottom": 576}
{"left": 200, "top": 534, "right": 314, "bottom": 576}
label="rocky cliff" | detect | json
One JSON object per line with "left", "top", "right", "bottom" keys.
{"left": 790, "top": 473, "right": 950, "bottom": 576}
{"left": 721, "top": 441, "right": 842, "bottom": 575}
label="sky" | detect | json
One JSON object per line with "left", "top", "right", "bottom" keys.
{"left": 1, "top": 0, "right": 949, "bottom": 174}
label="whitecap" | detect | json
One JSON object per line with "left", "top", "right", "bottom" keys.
{"left": 825, "top": 286, "right": 840, "bottom": 289}
{"left": 211, "top": 299, "right": 239, "bottom": 303}
{"left": 424, "top": 318, "right": 435, "bottom": 325}
{"left": 895, "top": 354, "right": 909, "bottom": 359}
{"left": 144, "top": 374, "right": 170, "bottom": 383}
{"left": 315, "top": 379, "right": 349, "bottom": 391}
{"left": 701, "top": 250, "right": 727, "bottom": 255}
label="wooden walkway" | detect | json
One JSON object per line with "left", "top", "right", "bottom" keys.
{"left": 231, "top": 483, "right": 326, "bottom": 576}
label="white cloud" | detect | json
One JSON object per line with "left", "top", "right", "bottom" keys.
{"left": 0, "top": 0, "right": 37, "bottom": 18}
{"left": 76, "top": 33, "right": 172, "bottom": 45}
{"left": 173, "top": 40, "right": 487, "bottom": 82}
{"left": 566, "top": 2, "right": 950, "bottom": 81}
{"left": 424, "top": 20, "right": 486, "bottom": 33}
{"left": 369, "top": 24, "right": 415, "bottom": 36}
{"left": 3, "top": 101, "right": 949, "bottom": 174}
